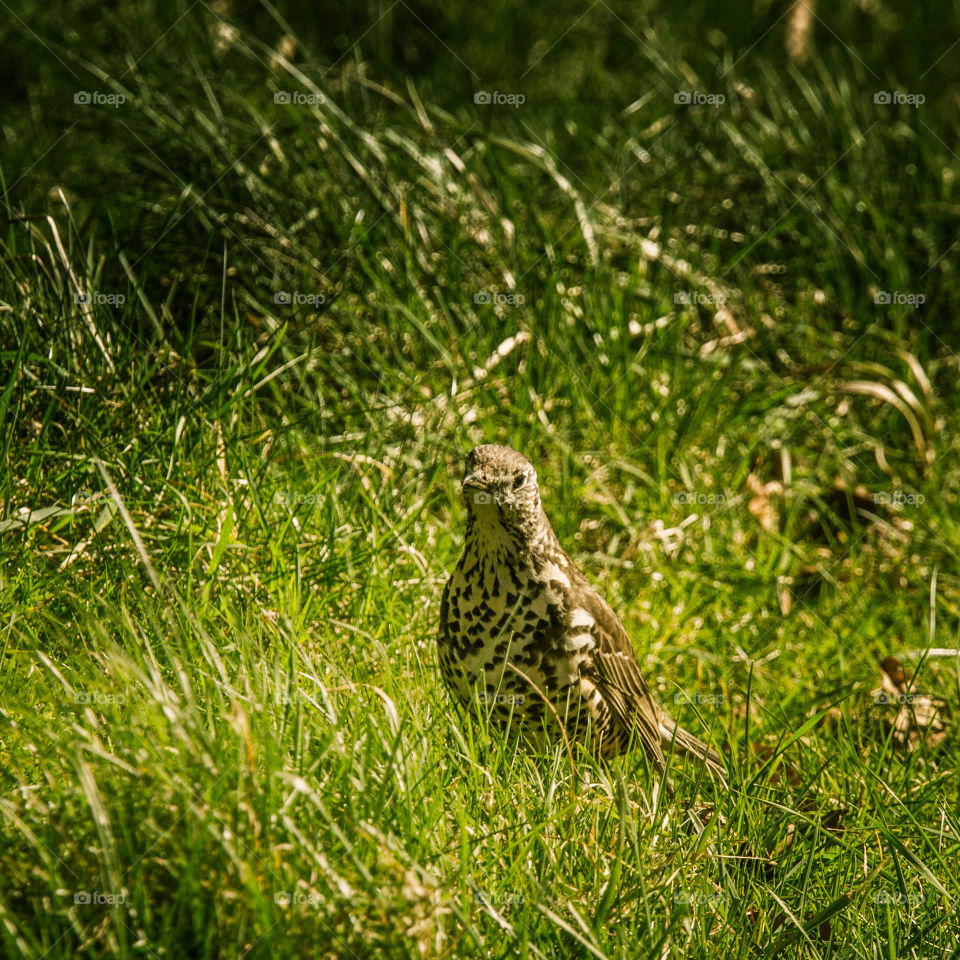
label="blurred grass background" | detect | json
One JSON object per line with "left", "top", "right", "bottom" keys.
{"left": 2, "top": 0, "right": 960, "bottom": 957}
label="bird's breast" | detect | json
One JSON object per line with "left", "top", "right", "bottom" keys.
{"left": 439, "top": 546, "right": 593, "bottom": 711}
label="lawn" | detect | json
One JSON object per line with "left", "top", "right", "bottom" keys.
{"left": 2, "top": 1, "right": 960, "bottom": 956}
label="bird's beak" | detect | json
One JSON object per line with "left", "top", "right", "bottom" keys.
{"left": 462, "top": 471, "right": 486, "bottom": 490}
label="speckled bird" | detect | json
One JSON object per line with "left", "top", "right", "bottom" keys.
{"left": 438, "top": 444, "right": 725, "bottom": 779}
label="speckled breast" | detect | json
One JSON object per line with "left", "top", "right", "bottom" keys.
{"left": 438, "top": 549, "right": 594, "bottom": 739}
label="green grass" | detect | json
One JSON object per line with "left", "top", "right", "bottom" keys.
{"left": 2, "top": 1, "right": 960, "bottom": 956}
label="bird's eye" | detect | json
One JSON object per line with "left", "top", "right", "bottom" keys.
{"left": 512, "top": 474, "right": 526, "bottom": 489}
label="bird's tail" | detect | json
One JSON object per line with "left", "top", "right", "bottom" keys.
{"left": 658, "top": 716, "right": 727, "bottom": 782}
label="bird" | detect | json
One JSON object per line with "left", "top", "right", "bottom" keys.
{"left": 438, "top": 444, "right": 725, "bottom": 781}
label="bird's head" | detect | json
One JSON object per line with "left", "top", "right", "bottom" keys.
{"left": 461, "top": 444, "right": 544, "bottom": 543}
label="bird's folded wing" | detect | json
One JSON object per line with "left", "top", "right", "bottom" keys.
{"left": 576, "top": 577, "right": 727, "bottom": 779}
{"left": 575, "top": 584, "right": 666, "bottom": 768}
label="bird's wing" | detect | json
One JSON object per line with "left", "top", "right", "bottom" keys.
{"left": 572, "top": 570, "right": 726, "bottom": 779}
{"left": 570, "top": 575, "right": 666, "bottom": 770}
